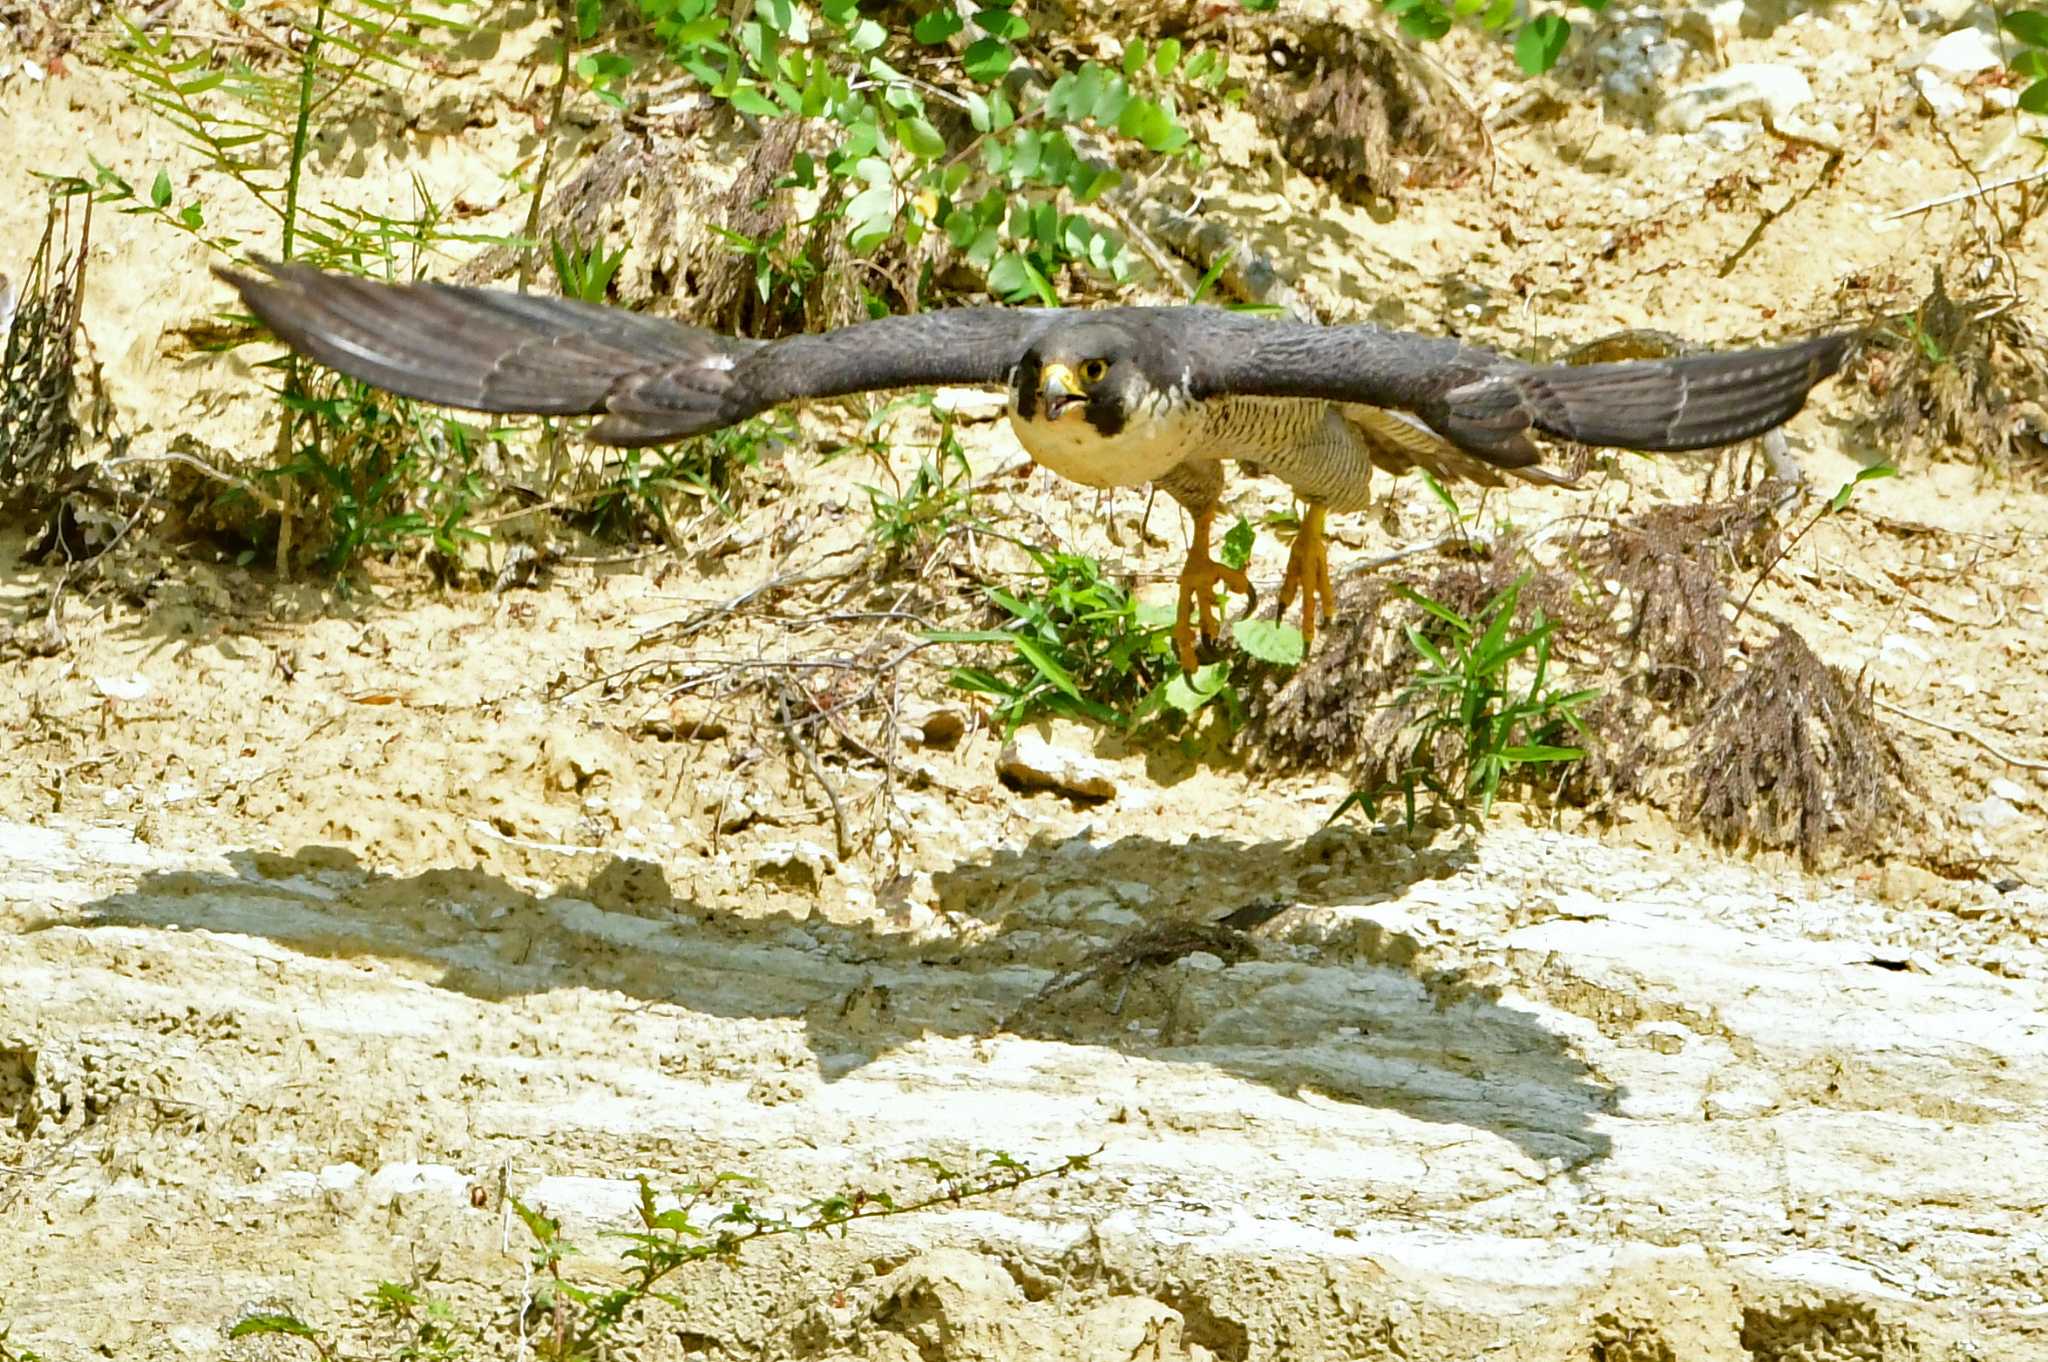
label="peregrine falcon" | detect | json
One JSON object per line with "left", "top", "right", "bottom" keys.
{"left": 215, "top": 260, "right": 1851, "bottom": 670}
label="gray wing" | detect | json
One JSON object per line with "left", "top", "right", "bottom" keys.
{"left": 214, "top": 260, "right": 1055, "bottom": 447}
{"left": 1183, "top": 314, "right": 1854, "bottom": 469}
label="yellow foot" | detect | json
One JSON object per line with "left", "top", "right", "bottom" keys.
{"left": 1174, "top": 554, "right": 1255, "bottom": 672}
{"left": 1277, "top": 505, "right": 1334, "bottom": 648}
{"left": 1172, "top": 507, "right": 1253, "bottom": 673}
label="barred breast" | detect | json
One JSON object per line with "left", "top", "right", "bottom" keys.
{"left": 1195, "top": 398, "right": 1381, "bottom": 513}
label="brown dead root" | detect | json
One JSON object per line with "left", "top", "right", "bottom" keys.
{"left": 1, "top": 183, "right": 93, "bottom": 516}
{"left": 1850, "top": 268, "right": 2048, "bottom": 475}
{"left": 1248, "top": 15, "right": 1489, "bottom": 207}
{"left": 451, "top": 116, "right": 963, "bottom": 338}
{"left": 1241, "top": 482, "right": 1921, "bottom": 868}
{"left": 1683, "top": 627, "right": 1916, "bottom": 867}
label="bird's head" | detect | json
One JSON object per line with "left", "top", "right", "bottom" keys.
{"left": 1011, "top": 319, "right": 1149, "bottom": 437}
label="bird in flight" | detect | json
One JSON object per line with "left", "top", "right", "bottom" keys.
{"left": 216, "top": 260, "right": 1851, "bottom": 671}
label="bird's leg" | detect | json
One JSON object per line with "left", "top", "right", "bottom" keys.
{"left": 1173, "top": 505, "right": 1254, "bottom": 674}
{"left": 1277, "top": 504, "right": 1335, "bottom": 647}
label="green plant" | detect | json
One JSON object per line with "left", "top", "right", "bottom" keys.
{"left": 589, "top": 0, "right": 1233, "bottom": 309}
{"left": 85, "top": 0, "right": 544, "bottom": 573}
{"left": 229, "top": 1150, "right": 1089, "bottom": 1361}
{"left": 578, "top": 413, "right": 789, "bottom": 539}
{"left": 1380, "top": 0, "right": 1607, "bottom": 75}
{"left": 838, "top": 393, "right": 985, "bottom": 564}
{"left": 2002, "top": 7, "right": 2048, "bottom": 124}
{"left": 1332, "top": 572, "right": 1594, "bottom": 830}
{"left": 549, "top": 233, "right": 628, "bottom": 303}
{"left": 930, "top": 529, "right": 1302, "bottom": 736}
{"left": 0, "top": 1308, "right": 43, "bottom": 1362}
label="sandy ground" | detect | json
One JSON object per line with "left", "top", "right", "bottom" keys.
{"left": 3, "top": 0, "right": 2048, "bottom": 1357}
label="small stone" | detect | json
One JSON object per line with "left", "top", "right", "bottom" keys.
{"left": 1177, "top": 951, "right": 1226, "bottom": 973}
{"left": 1915, "top": 26, "right": 2002, "bottom": 78}
{"left": 643, "top": 698, "right": 728, "bottom": 741}
{"left": 92, "top": 673, "right": 154, "bottom": 702}
{"left": 1913, "top": 68, "right": 1969, "bottom": 119}
{"left": 997, "top": 733, "right": 1117, "bottom": 802}
{"left": 906, "top": 705, "right": 967, "bottom": 749}
{"left": 1989, "top": 778, "right": 2030, "bottom": 806}
{"left": 929, "top": 387, "right": 1009, "bottom": 421}
{"left": 1959, "top": 796, "right": 2022, "bottom": 831}
{"left": 1657, "top": 62, "right": 1814, "bottom": 133}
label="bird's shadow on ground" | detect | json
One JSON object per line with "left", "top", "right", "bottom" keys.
{"left": 67, "top": 815, "right": 1616, "bottom": 1170}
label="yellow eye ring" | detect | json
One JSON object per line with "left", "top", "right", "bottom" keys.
{"left": 1079, "top": 358, "right": 1109, "bottom": 384}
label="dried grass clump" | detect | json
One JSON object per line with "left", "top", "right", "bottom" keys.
{"left": 1578, "top": 488, "right": 1784, "bottom": 707}
{"left": 1687, "top": 629, "right": 1914, "bottom": 865}
{"left": 1249, "top": 16, "right": 1487, "bottom": 205}
{"left": 1244, "top": 480, "right": 1920, "bottom": 867}
{"left": 1855, "top": 269, "right": 2048, "bottom": 473}
{"left": 1, "top": 187, "right": 92, "bottom": 509}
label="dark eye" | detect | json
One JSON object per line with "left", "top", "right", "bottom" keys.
{"left": 1080, "top": 358, "right": 1109, "bottom": 383}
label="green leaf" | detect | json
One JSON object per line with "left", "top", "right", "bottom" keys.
{"left": 1232, "top": 618, "right": 1305, "bottom": 666}
{"left": 728, "top": 83, "right": 779, "bottom": 116}
{"left": 914, "top": 8, "right": 964, "bottom": 42}
{"left": 1498, "top": 743, "right": 1583, "bottom": 763}
{"left": 2001, "top": 8, "right": 2048, "bottom": 47}
{"left": 1013, "top": 635, "right": 1084, "bottom": 701}
{"left": 897, "top": 115, "right": 947, "bottom": 159}
{"left": 1220, "top": 515, "right": 1254, "bottom": 570}
{"left": 1153, "top": 38, "right": 1182, "bottom": 76}
{"left": 974, "top": 6, "right": 1030, "bottom": 39}
{"left": 1514, "top": 14, "right": 1572, "bottom": 73}
{"left": 1162, "top": 663, "right": 1230, "bottom": 713}
{"left": 848, "top": 17, "right": 886, "bottom": 51}
{"left": 2022, "top": 76, "right": 2048, "bottom": 115}
{"left": 151, "top": 168, "right": 172, "bottom": 208}
{"left": 963, "top": 37, "right": 1013, "bottom": 82}
{"left": 1827, "top": 462, "right": 1898, "bottom": 512}
{"left": 1398, "top": 3, "right": 1454, "bottom": 40}
{"left": 2012, "top": 48, "right": 2048, "bottom": 79}
{"left": 229, "top": 1315, "right": 320, "bottom": 1341}
{"left": 1392, "top": 583, "right": 1473, "bottom": 634}
{"left": 1115, "top": 97, "right": 1176, "bottom": 150}
{"left": 1123, "top": 39, "right": 1148, "bottom": 78}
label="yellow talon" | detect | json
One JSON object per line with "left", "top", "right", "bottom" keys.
{"left": 1277, "top": 505, "right": 1334, "bottom": 648}
{"left": 1172, "top": 507, "right": 1254, "bottom": 673}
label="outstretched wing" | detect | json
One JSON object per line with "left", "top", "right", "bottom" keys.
{"left": 213, "top": 260, "right": 1056, "bottom": 447}
{"left": 1183, "top": 314, "right": 1854, "bottom": 468}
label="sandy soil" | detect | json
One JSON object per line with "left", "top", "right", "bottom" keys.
{"left": 3, "top": 0, "right": 2047, "bottom": 1357}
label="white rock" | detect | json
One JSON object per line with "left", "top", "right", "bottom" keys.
{"left": 1960, "top": 796, "right": 2022, "bottom": 831}
{"left": 365, "top": 1162, "right": 470, "bottom": 1203}
{"left": 1913, "top": 68, "right": 1970, "bottom": 118}
{"left": 92, "top": 673, "right": 154, "bottom": 702}
{"left": 930, "top": 386, "right": 1009, "bottom": 421}
{"left": 1915, "top": 26, "right": 2003, "bottom": 77}
{"left": 1658, "top": 62, "right": 1814, "bottom": 132}
{"left": 997, "top": 733, "right": 1117, "bottom": 801}
{"left": 1704, "top": 0, "right": 1745, "bottom": 34}
{"left": 1989, "top": 778, "right": 2031, "bottom": 806}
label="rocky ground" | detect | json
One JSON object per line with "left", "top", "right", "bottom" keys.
{"left": 2, "top": 0, "right": 2046, "bottom": 1358}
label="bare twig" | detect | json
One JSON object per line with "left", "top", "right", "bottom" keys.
{"left": 100, "top": 450, "right": 285, "bottom": 515}
{"left": 1873, "top": 698, "right": 2048, "bottom": 772}
{"left": 1879, "top": 166, "right": 2048, "bottom": 223}
{"left": 777, "top": 682, "right": 850, "bottom": 860}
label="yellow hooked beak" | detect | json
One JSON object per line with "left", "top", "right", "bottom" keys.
{"left": 1040, "top": 361, "right": 1085, "bottom": 419}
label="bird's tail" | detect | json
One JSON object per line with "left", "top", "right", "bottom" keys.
{"left": 213, "top": 259, "right": 764, "bottom": 445}
{"left": 1441, "top": 332, "right": 1854, "bottom": 462}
